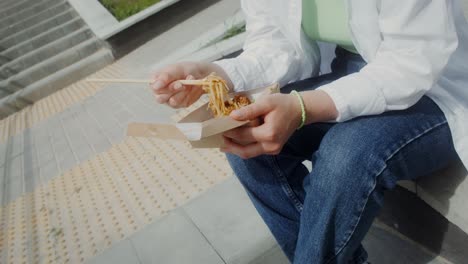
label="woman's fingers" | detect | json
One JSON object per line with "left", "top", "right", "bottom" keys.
{"left": 154, "top": 93, "right": 172, "bottom": 104}
{"left": 223, "top": 125, "right": 269, "bottom": 143}
{"left": 152, "top": 71, "right": 175, "bottom": 91}
{"left": 230, "top": 100, "right": 270, "bottom": 121}
{"left": 224, "top": 118, "right": 263, "bottom": 145}
{"left": 168, "top": 90, "right": 189, "bottom": 108}
{"left": 246, "top": 118, "right": 262, "bottom": 127}
{"left": 167, "top": 75, "right": 201, "bottom": 108}
{"left": 151, "top": 65, "right": 190, "bottom": 95}
{"left": 221, "top": 138, "right": 264, "bottom": 159}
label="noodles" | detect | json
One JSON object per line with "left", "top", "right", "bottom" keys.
{"left": 201, "top": 74, "right": 251, "bottom": 117}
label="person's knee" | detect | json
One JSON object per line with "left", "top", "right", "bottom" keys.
{"left": 310, "top": 138, "right": 384, "bottom": 196}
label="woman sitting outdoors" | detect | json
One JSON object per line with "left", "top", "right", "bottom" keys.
{"left": 151, "top": 0, "right": 468, "bottom": 263}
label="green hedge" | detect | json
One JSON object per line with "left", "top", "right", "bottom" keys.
{"left": 100, "top": 0, "right": 161, "bottom": 21}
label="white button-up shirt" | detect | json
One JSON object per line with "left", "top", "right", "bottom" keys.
{"left": 215, "top": 0, "right": 468, "bottom": 169}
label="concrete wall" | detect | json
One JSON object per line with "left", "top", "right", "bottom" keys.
{"left": 67, "top": 0, "right": 180, "bottom": 39}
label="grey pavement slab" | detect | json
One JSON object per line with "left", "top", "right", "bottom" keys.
{"left": 56, "top": 149, "right": 77, "bottom": 172}
{"left": 4, "top": 175, "right": 22, "bottom": 204}
{"left": 76, "top": 107, "right": 112, "bottom": 153}
{"left": 105, "top": 125, "right": 126, "bottom": 145}
{"left": 114, "top": 108, "right": 135, "bottom": 127}
{"left": 86, "top": 239, "right": 141, "bottom": 264}
{"left": 10, "top": 133, "right": 23, "bottom": 158}
{"left": 3, "top": 153, "right": 23, "bottom": 204}
{"left": 83, "top": 98, "right": 121, "bottom": 133}
{"left": 0, "top": 166, "right": 4, "bottom": 192}
{"left": 183, "top": 177, "right": 278, "bottom": 264}
{"left": 464, "top": 0, "right": 468, "bottom": 18}
{"left": 250, "top": 246, "right": 289, "bottom": 264}
{"left": 35, "top": 133, "right": 56, "bottom": 166}
{"left": 0, "top": 142, "right": 6, "bottom": 167}
{"left": 23, "top": 152, "right": 38, "bottom": 178}
{"left": 7, "top": 153, "right": 23, "bottom": 184}
{"left": 23, "top": 135, "right": 40, "bottom": 193}
{"left": 39, "top": 158, "right": 59, "bottom": 183}
{"left": 31, "top": 122, "right": 50, "bottom": 143}
{"left": 130, "top": 209, "right": 225, "bottom": 264}
{"left": 365, "top": 223, "right": 448, "bottom": 264}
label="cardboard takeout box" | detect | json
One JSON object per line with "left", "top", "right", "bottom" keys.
{"left": 127, "top": 83, "right": 279, "bottom": 148}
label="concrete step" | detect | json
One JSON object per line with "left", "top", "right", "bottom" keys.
{"left": 0, "top": 88, "right": 8, "bottom": 99}
{"left": 0, "top": 48, "right": 114, "bottom": 118}
{"left": 0, "top": 7, "right": 75, "bottom": 51}
{"left": 0, "top": 0, "right": 70, "bottom": 38}
{"left": 0, "top": 17, "right": 85, "bottom": 61}
{"left": 0, "top": 54, "right": 10, "bottom": 65}
{"left": 0, "top": 37, "right": 105, "bottom": 93}
{"left": 0, "top": 0, "right": 25, "bottom": 9}
{"left": 0, "top": 28, "right": 94, "bottom": 80}
{"left": 0, "top": 0, "right": 65, "bottom": 28}
{"left": 0, "top": 0, "right": 62, "bottom": 18}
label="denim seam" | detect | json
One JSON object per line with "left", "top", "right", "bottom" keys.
{"left": 325, "top": 119, "right": 448, "bottom": 264}
{"left": 267, "top": 156, "right": 304, "bottom": 212}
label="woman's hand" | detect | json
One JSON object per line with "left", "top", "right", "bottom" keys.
{"left": 221, "top": 90, "right": 339, "bottom": 159}
{"left": 151, "top": 62, "right": 233, "bottom": 108}
{"left": 221, "top": 93, "right": 302, "bottom": 159}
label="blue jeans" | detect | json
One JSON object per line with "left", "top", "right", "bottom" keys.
{"left": 226, "top": 48, "right": 458, "bottom": 264}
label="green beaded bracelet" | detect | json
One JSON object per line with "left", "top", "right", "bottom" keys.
{"left": 290, "top": 90, "right": 306, "bottom": 130}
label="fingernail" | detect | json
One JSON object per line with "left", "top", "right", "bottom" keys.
{"left": 230, "top": 110, "right": 242, "bottom": 118}
{"left": 174, "top": 82, "right": 183, "bottom": 90}
{"left": 152, "top": 80, "right": 164, "bottom": 90}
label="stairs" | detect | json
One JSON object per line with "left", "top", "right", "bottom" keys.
{"left": 0, "top": 0, "right": 114, "bottom": 118}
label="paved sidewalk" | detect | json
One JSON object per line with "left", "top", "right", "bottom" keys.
{"left": 0, "top": 0, "right": 460, "bottom": 263}
{"left": 0, "top": 1, "right": 240, "bottom": 263}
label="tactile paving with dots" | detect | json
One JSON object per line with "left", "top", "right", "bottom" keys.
{"left": 0, "top": 62, "right": 126, "bottom": 144}
{"left": 0, "top": 136, "right": 232, "bottom": 264}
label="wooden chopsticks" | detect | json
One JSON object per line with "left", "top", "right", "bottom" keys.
{"left": 86, "top": 78, "right": 210, "bottom": 86}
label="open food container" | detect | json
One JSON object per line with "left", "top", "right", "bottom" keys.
{"left": 127, "top": 83, "right": 279, "bottom": 148}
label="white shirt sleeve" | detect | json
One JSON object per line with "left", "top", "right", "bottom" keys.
{"left": 214, "top": 0, "right": 319, "bottom": 92}
{"left": 318, "top": 0, "right": 459, "bottom": 122}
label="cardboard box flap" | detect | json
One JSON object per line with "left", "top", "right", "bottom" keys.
{"left": 174, "top": 122, "right": 203, "bottom": 141}
{"left": 189, "top": 134, "right": 224, "bottom": 148}
{"left": 201, "top": 117, "right": 248, "bottom": 138}
{"left": 127, "top": 123, "right": 186, "bottom": 140}
{"left": 176, "top": 116, "right": 247, "bottom": 141}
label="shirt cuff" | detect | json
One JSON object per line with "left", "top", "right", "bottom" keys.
{"left": 318, "top": 85, "right": 349, "bottom": 122}
{"left": 317, "top": 73, "right": 387, "bottom": 122}
{"left": 213, "top": 59, "right": 246, "bottom": 92}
